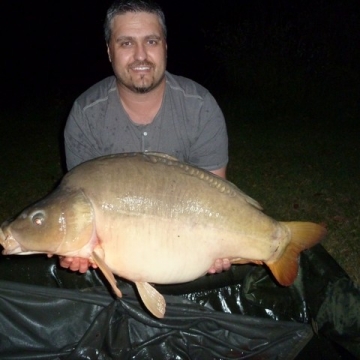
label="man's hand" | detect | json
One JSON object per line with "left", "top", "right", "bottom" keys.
{"left": 58, "top": 256, "right": 97, "bottom": 273}
{"left": 59, "top": 256, "right": 231, "bottom": 274}
{"left": 207, "top": 258, "right": 231, "bottom": 274}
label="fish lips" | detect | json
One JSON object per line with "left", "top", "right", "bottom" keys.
{"left": 0, "top": 227, "right": 23, "bottom": 255}
{"left": 0, "top": 219, "right": 27, "bottom": 255}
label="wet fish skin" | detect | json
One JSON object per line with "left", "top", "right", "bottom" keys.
{"left": 0, "top": 152, "right": 326, "bottom": 317}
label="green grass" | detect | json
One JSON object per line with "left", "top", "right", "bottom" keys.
{"left": 0, "top": 93, "right": 359, "bottom": 285}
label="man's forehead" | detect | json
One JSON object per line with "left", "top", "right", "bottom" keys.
{"left": 111, "top": 12, "right": 163, "bottom": 37}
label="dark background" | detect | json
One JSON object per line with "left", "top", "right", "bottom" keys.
{"left": 0, "top": 3, "right": 359, "bottom": 358}
{"left": 2, "top": 0, "right": 224, "bottom": 105}
{"left": 2, "top": 0, "right": 358, "bottom": 114}
{"left": 1, "top": 1, "right": 231, "bottom": 95}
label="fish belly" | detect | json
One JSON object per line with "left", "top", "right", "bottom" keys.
{"left": 95, "top": 214, "right": 281, "bottom": 285}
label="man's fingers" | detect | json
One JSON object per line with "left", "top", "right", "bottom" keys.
{"left": 58, "top": 256, "right": 93, "bottom": 272}
{"left": 78, "top": 258, "right": 92, "bottom": 273}
{"left": 59, "top": 256, "right": 73, "bottom": 268}
{"left": 69, "top": 258, "right": 81, "bottom": 271}
{"left": 207, "top": 258, "right": 231, "bottom": 274}
{"left": 222, "top": 258, "right": 231, "bottom": 271}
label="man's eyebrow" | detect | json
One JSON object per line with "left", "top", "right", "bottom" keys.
{"left": 115, "top": 36, "right": 135, "bottom": 43}
{"left": 115, "top": 34, "right": 163, "bottom": 42}
{"left": 145, "top": 35, "right": 162, "bottom": 40}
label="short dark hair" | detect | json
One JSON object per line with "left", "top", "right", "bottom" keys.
{"left": 104, "top": 0, "right": 167, "bottom": 44}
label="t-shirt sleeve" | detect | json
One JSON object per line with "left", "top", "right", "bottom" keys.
{"left": 189, "top": 92, "right": 228, "bottom": 171}
{"left": 64, "top": 101, "right": 102, "bottom": 170}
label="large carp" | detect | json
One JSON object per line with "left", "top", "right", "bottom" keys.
{"left": 0, "top": 152, "right": 326, "bottom": 318}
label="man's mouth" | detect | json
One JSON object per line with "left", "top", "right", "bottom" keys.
{"left": 133, "top": 66, "right": 151, "bottom": 71}
{"left": 130, "top": 62, "right": 153, "bottom": 72}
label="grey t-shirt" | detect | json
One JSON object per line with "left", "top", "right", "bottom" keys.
{"left": 64, "top": 72, "right": 228, "bottom": 171}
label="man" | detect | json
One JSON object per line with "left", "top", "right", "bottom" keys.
{"left": 61, "top": 0, "right": 230, "bottom": 273}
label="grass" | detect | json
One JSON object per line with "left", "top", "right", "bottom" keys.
{"left": 220, "top": 96, "right": 360, "bottom": 285}
{"left": 0, "top": 90, "right": 359, "bottom": 286}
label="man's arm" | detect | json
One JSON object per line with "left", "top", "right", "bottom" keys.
{"left": 64, "top": 102, "right": 102, "bottom": 170}
{"left": 210, "top": 166, "right": 227, "bottom": 179}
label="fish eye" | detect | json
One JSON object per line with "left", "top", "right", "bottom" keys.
{"left": 32, "top": 212, "right": 45, "bottom": 226}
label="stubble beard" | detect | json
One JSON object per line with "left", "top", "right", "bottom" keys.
{"left": 117, "top": 58, "right": 166, "bottom": 94}
{"left": 133, "top": 74, "right": 162, "bottom": 94}
{"left": 119, "top": 62, "right": 166, "bottom": 94}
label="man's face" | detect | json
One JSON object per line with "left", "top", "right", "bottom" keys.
{"left": 107, "top": 12, "right": 167, "bottom": 94}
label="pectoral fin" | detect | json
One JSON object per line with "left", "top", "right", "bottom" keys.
{"left": 135, "top": 281, "right": 166, "bottom": 318}
{"left": 91, "top": 250, "right": 122, "bottom": 298}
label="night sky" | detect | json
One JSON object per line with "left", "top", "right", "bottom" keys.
{"left": 1, "top": 0, "right": 359, "bottom": 111}
{"left": 3, "top": 0, "right": 226, "bottom": 98}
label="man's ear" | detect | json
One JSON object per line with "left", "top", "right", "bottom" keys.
{"left": 107, "top": 45, "right": 111, "bottom": 62}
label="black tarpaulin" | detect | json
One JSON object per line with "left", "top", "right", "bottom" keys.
{"left": 0, "top": 281, "right": 313, "bottom": 360}
{"left": 0, "top": 244, "right": 359, "bottom": 359}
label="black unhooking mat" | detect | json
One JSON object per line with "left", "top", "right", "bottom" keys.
{"left": 0, "top": 244, "right": 359, "bottom": 359}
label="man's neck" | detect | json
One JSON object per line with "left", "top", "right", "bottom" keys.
{"left": 117, "top": 80, "right": 166, "bottom": 125}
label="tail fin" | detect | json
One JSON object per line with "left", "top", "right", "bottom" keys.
{"left": 266, "top": 222, "right": 326, "bottom": 286}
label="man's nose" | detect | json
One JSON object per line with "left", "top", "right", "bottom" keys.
{"left": 134, "top": 43, "right": 147, "bottom": 61}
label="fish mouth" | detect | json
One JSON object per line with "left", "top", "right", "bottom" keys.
{"left": 0, "top": 226, "right": 23, "bottom": 255}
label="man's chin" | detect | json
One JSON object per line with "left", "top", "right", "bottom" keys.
{"left": 133, "top": 85, "right": 153, "bottom": 94}
{"left": 118, "top": 73, "right": 165, "bottom": 94}
{"left": 130, "top": 79, "right": 160, "bottom": 94}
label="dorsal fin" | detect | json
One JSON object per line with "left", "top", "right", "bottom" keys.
{"left": 144, "top": 152, "right": 179, "bottom": 162}
{"left": 143, "top": 152, "right": 263, "bottom": 209}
